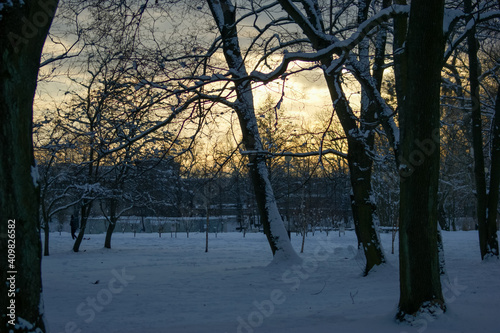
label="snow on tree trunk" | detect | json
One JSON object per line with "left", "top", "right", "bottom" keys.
{"left": 321, "top": 71, "right": 386, "bottom": 275}
{"left": 207, "top": 0, "right": 300, "bottom": 263}
{"left": 0, "top": 1, "right": 59, "bottom": 331}
{"left": 274, "top": 0, "right": 387, "bottom": 274}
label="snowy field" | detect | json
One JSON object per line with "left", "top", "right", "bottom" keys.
{"left": 41, "top": 230, "right": 500, "bottom": 333}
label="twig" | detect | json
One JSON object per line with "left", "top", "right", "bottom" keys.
{"left": 350, "top": 290, "right": 359, "bottom": 304}
{"left": 311, "top": 280, "right": 327, "bottom": 295}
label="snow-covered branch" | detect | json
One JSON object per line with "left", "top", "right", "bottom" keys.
{"left": 249, "top": 4, "right": 409, "bottom": 83}
{"left": 240, "top": 148, "right": 347, "bottom": 160}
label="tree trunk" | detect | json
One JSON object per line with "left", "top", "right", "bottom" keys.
{"left": 73, "top": 201, "right": 91, "bottom": 252}
{"left": 438, "top": 202, "right": 448, "bottom": 231}
{"left": 0, "top": 1, "right": 59, "bottom": 331}
{"left": 42, "top": 206, "right": 50, "bottom": 256}
{"left": 322, "top": 71, "right": 386, "bottom": 275}
{"left": 372, "top": 0, "right": 392, "bottom": 91}
{"left": 348, "top": 151, "right": 385, "bottom": 275}
{"left": 300, "top": 223, "right": 306, "bottom": 253}
{"left": 207, "top": 0, "right": 299, "bottom": 262}
{"left": 274, "top": 0, "right": 386, "bottom": 274}
{"left": 397, "top": 0, "right": 446, "bottom": 319}
{"left": 43, "top": 220, "right": 50, "bottom": 256}
{"left": 351, "top": 0, "right": 386, "bottom": 275}
{"left": 205, "top": 208, "right": 209, "bottom": 253}
{"left": 465, "top": 0, "right": 500, "bottom": 259}
{"left": 104, "top": 198, "right": 118, "bottom": 249}
{"left": 104, "top": 219, "right": 117, "bottom": 249}
{"left": 487, "top": 87, "right": 500, "bottom": 253}
{"left": 393, "top": 0, "right": 408, "bottom": 108}
{"left": 236, "top": 170, "right": 243, "bottom": 231}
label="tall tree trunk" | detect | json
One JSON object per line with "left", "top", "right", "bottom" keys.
{"left": 465, "top": 0, "right": 500, "bottom": 259}
{"left": 349, "top": 150, "right": 385, "bottom": 274}
{"left": 275, "top": 0, "right": 386, "bottom": 274}
{"left": 393, "top": 0, "right": 408, "bottom": 108}
{"left": 319, "top": 66, "right": 386, "bottom": 275}
{"left": 354, "top": 0, "right": 386, "bottom": 275}
{"left": 0, "top": 1, "right": 59, "bottom": 331}
{"left": 397, "top": 0, "right": 446, "bottom": 319}
{"left": 207, "top": 0, "right": 299, "bottom": 261}
{"left": 487, "top": 87, "right": 500, "bottom": 253}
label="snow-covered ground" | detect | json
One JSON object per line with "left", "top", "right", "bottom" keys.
{"left": 42, "top": 230, "right": 500, "bottom": 333}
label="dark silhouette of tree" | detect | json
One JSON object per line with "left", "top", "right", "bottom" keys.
{"left": 0, "top": 1, "right": 59, "bottom": 331}
{"left": 397, "top": 0, "right": 446, "bottom": 319}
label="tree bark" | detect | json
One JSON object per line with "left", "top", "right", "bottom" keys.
{"left": 274, "top": 0, "right": 387, "bottom": 274}
{"left": 207, "top": 0, "right": 299, "bottom": 261}
{"left": 324, "top": 73, "right": 386, "bottom": 275}
{"left": 41, "top": 202, "right": 50, "bottom": 256}
{"left": 465, "top": 0, "right": 500, "bottom": 259}
{"left": 73, "top": 200, "right": 91, "bottom": 252}
{"left": 397, "top": 0, "right": 446, "bottom": 318}
{"left": 43, "top": 220, "right": 50, "bottom": 256}
{"left": 0, "top": 1, "right": 59, "bottom": 331}
{"left": 104, "top": 198, "right": 118, "bottom": 249}
{"left": 104, "top": 217, "right": 117, "bottom": 250}
{"left": 355, "top": 0, "right": 387, "bottom": 274}
{"left": 372, "top": 0, "right": 392, "bottom": 91}
{"left": 487, "top": 87, "right": 500, "bottom": 254}
{"left": 393, "top": 0, "right": 408, "bottom": 108}
{"left": 322, "top": 0, "right": 387, "bottom": 272}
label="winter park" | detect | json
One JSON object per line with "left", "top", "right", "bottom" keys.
{"left": 1, "top": 1, "right": 500, "bottom": 333}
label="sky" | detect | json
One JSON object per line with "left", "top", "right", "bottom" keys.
{"left": 33, "top": 0, "right": 369, "bottom": 165}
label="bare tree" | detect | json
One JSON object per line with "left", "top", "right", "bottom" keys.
{"left": 35, "top": 123, "right": 82, "bottom": 256}
{"left": 264, "top": 0, "right": 403, "bottom": 274}
{"left": 206, "top": 0, "right": 300, "bottom": 262}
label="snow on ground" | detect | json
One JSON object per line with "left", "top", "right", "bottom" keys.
{"left": 42, "top": 230, "right": 500, "bottom": 333}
